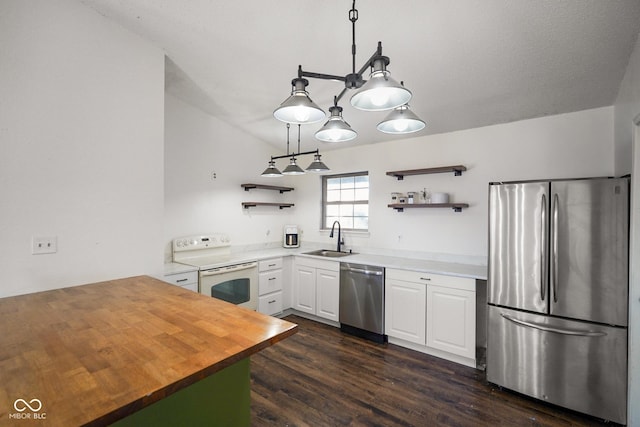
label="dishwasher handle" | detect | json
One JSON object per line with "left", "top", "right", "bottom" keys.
{"left": 342, "top": 266, "right": 383, "bottom": 276}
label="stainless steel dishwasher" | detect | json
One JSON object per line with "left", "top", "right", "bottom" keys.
{"left": 339, "top": 262, "right": 386, "bottom": 343}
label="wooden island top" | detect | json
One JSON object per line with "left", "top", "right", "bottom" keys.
{"left": 0, "top": 275, "right": 297, "bottom": 426}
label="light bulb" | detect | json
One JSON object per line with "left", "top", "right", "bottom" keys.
{"left": 393, "top": 119, "right": 410, "bottom": 132}
{"left": 370, "top": 89, "right": 390, "bottom": 107}
{"left": 327, "top": 130, "right": 342, "bottom": 141}
{"left": 294, "top": 107, "right": 310, "bottom": 122}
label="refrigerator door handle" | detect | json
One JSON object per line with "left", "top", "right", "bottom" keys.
{"left": 501, "top": 314, "right": 606, "bottom": 337}
{"left": 540, "top": 193, "right": 546, "bottom": 301}
{"left": 552, "top": 193, "right": 559, "bottom": 303}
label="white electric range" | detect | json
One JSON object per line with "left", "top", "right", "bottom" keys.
{"left": 172, "top": 233, "right": 258, "bottom": 310}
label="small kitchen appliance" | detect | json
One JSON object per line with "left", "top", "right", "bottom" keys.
{"left": 283, "top": 225, "right": 300, "bottom": 248}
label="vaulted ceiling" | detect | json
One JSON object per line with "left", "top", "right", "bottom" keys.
{"left": 80, "top": 0, "right": 640, "bottom": 151}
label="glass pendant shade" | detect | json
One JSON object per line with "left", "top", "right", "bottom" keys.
{"left": 350, "top": 58, "right": 412, "bottom": 111}
{"left": 306, "top": 154, "right": 330, "bottom": 172}
{"left": 282, "top": 157, "right": 306, "bottom": 175}
{"left": 315, "top": 106, "right": 358, "bottom": 142}
{"left": 274, "top": 78, "right": 326, "bottom": 124}
{"left": 377, "top": 104, "right": 426, "bottom": 134}
{"left": 261, "top": 160, "right": 282, "bottom": 177}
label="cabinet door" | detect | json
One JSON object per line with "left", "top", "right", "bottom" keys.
{"left": 385, "top": 279, "right": 426, "bottom": 345}
{"left": 427, "top": 284, "right": 475, "bottom": 359}
{"left": 293, "top": 265, "right": 316, "bottom": 314}
{"left": 316, "top": 268, "right": 339, "bottom": 322}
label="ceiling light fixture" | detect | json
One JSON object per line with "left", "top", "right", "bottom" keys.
{"left": 262, "top": 124, "right": 330, "bottom": 177}
{"left": 377, "top": 103, "right": 426, "bottom": 134}
{"left": 273, "top": 0, "right": 424, "bottom": 142}
{"left": 315, "top": 100, "right": 357, "bottom": 142}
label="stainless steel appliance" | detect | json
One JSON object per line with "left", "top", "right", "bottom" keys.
{"left": 283, "top": 225, "right": 299, "bottom": 248}
{"left": 487, "top": 177, "right": 629, "bottom": 424}
{"left": 340, "top": 262, "right": 386, "bottom": 343}
{"left": 172, "top": 233, "right": 258, "bottom": 310}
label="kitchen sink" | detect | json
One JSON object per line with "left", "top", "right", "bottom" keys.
{"left": 303, "top": 249, "right": 355, "bottom": 258}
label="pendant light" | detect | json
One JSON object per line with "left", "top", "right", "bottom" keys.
{"left": 263, "top": 124, "right": 331, "bottom": 176}
{"left": 315, "top": 104, "right": 357, "bottom": 142}
{"left": 274, "top": 1, "right": 424, "bottom": 141}
{"left": 282, "top": 157, "right": 306, "bottom": 175}
{"left": 306, "top": 153, "right": 330, "bottom": 172}
{"left": 273, "top": 78, "right": 326, "bottom": 124}
{"left": 261, "top": 160, "right": 282, "bottom": 177}
{"left": 377, "top": 103, "right": 426, "bottom": 134}
{"left": 350, "top": 57, "right": 412, "bottom": 111}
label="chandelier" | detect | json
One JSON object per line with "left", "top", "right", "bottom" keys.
{"left": 273, "top": 0, "right": 425, "bottom": 142}
{"left": 262, "top": 124, "right": 330, "bottom": 177}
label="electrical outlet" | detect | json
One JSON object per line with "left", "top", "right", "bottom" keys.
{"left": 32, "top": 236, "right": 57, "bottom": 255}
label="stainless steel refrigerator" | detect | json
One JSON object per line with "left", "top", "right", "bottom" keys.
{"left": 487, "top": 177, "right": 629, "bottom": 424}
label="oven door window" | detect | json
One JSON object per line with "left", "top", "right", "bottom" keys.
{"left": 210, "top": 278, "right": 250, "bottom": 305}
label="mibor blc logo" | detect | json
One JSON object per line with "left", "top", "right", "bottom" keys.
{"left": 9, "top": 398, "right": 46, "bottom": 420}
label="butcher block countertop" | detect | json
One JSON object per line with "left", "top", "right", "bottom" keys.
{"left": 0, "top": 275, "right": 297, "bottom": 426}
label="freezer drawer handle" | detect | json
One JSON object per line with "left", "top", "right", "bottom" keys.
{"left": 501, "top": 314, "right": 606, "bottom": 337}
{"left": 344, "top": 267, "right": 383, "bottom": 276}
{"left": 540, "top": 193, "right": 546, "bottom": 301}
{"left": 552, "top": 193, "right": 559, "bottom": 303}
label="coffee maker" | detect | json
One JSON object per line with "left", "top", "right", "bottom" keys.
{"left": 283, "top": 225, "right": 299, "bottom": 248}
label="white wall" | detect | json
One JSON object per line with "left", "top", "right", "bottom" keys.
{"left": 164, "top": 94, "right": 297, "bottom": 259}
{"left": 292, "top": 107, "right": 614, "bottom": 262}
{"left": 614, "top": 34, "right": 640, "bottom": 426}
{"left": 0, "top": 0, "right": 165, "bottom": 297}
{"left": 615, "top": 36, "right": 640, "bottom": 176}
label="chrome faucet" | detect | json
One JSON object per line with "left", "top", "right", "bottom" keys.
{"left": 329, "top": 220, "right": 342, "bottom": 252}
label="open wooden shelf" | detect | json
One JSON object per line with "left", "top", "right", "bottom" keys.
{"left": 388, "top": 203, "right": 469, "bottom": 213}
{"left": 386, "top": 165, "right": 467, "bottom": 180}
{"left": 241, "top": 183, "right": 294, "bottom": 193}
{"left": 242, "top": 202, "right": 294, "bottom": 210}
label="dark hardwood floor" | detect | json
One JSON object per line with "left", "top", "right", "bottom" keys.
{"left": 251, "top": 315, "right": 617, "bottom": 427}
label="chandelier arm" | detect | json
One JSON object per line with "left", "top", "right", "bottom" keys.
{"left": 335, "top": 87, "right": 349, "bottom": 104}
{"left": 299, "top": 69, "right": 347, "bottom": 82}
{"left": 270, "top": 149, "right": 319, "bottom": 161}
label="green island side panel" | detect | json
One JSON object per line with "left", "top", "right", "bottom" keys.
{"left": 112, "top": 358, "right": 250, "bottom": 427}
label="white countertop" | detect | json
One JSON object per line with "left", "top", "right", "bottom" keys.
{"left": 166, "top": 245, "right": 487, "bottom": 281}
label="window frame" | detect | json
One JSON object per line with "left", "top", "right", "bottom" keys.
{"left": 321, "top": 171, "right": 369, "bottom": 232}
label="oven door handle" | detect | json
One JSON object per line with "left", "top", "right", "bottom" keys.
{"left": 200, "top": 262, "right": 257, "bottom": 276}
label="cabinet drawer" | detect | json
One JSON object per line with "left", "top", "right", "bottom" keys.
{"left": 386, "top": 269, "right": 475, "bottom": 291}
{"left": 259, "top": 269, "right": 283, "bottom": 295}
{"left": 295, "top": 256, "right": 339, "bottom": 272}
{"left": 258, "top": 291, "right": 283, "bottom": 316}
{"left": 259, "top": 258, "right": 283, "bottom": 272}
{"left": 164, "top": 271, "right": 198, "bottom": 287}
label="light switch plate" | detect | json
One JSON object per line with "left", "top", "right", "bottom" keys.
{"left": 32, "top": 236, "right": 57, "bottom": 255}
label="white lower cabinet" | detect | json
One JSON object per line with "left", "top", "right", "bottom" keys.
{"left": 163, "top": 270, "right": 198, "bottom": 292}
{"left": 258, "top": 257, "right": 284, "bottom": 316}
{"left": 426, "top": 282, "right": 476, "bottom": 360}
{"left": 385, "top": 274, "right": 426, "bottom": 345}
{"left": 293, "top": 257, "right": 339, "bottom": 322}
{"left": 385, "top": 268, "right": 477, "bottom": 367}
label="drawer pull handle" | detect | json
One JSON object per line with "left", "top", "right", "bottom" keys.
{"left": 268, "top": 277, "right": 276, "bottom": 281}
{"left": 176, "top": 278, "right": 188, "bottom": 283}
{"left": 268, "top": 300, "right": 276, "bottom": 304}
{"left": 420, "top": 277, "right": 431, "bottom": 281}
{"left": 268, "top": 264, "right": 277, "bottom": 267}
